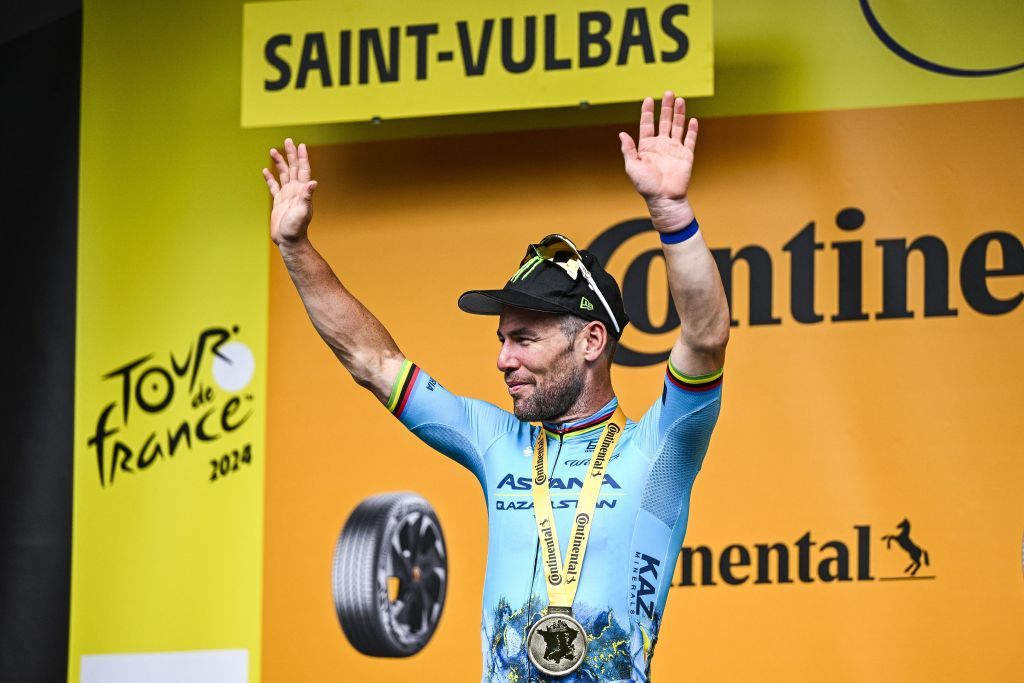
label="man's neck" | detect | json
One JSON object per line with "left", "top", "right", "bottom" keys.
{"left": 547, "top": 381, "right": 615, "bottom": 424}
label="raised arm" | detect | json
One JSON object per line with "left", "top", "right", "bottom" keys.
{"left": 262, "top": 138, "right": 404, "bottom": 402}
{"left": 619, "top": 92, "right": 730, "bottom": 376}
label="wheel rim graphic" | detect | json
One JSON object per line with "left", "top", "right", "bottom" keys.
{"left": 382, "top": 510, "right": 447, "bottom": 644}
{"left": 332, "top": 492, "right": 448, "bottom": 657}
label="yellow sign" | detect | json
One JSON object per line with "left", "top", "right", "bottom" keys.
{"left": 241, "top": 0, "right": 714, "bottom": 127}
{"left": 69, "top": 2, "right": 270, "bottom": 680}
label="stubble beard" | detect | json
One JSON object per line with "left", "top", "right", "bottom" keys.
{"left": 511, "top": 350, "right": 586, "bottom": 422}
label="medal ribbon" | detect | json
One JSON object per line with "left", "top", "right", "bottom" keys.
{"left": 531, "top": 407, "right": 626, "bottom": 608}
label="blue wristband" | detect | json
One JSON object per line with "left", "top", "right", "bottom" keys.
{"left": 659, "top": 218, "right": 699, "bottom": 244}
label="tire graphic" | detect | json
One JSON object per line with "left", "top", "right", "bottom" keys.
{"left": 332, "top": 492, "right": 448, "bottom": 657}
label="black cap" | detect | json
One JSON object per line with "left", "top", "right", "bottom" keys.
{"left": 458, "top": 236, "right": 630, "bottom": 338}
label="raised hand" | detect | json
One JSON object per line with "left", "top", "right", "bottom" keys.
{"left": 619, "top": 91, "right": 698, "bottom": 232}
{"left": 262, "top": 138, "right": 318, "bottom": 246}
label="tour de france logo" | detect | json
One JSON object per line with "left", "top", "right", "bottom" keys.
{"left": 860, "top": 0, "right": 1023, "bottom": 77}
{"left": 86, "top": 325, "right": 256, "bottom": 488}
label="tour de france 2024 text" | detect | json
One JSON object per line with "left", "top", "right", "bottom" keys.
{"left": 210, "top": 444, "right": 253, "bottom": 483}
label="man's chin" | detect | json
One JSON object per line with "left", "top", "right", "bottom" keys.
{"left": 512, "top": 398, "right": 553, "bottom": 423}
{"left": 511, "top": 398, "right": 525, "bottom": 420}
{"left": 511, "top": 397, "right": 535, "bottom": 422}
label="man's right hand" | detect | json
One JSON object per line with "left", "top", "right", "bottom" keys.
{"left": 262, "top": 138, "right": 318, "bottom": 247}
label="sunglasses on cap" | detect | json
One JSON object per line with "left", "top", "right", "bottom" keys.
{"left": 509, "top": 234, "right": 622, "bottom": 335}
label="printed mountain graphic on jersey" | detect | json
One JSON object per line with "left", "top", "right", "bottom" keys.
{"left": 484, "top": 596, "right": 631, "bottom": 682}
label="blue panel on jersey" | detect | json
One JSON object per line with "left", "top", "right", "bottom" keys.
{"left": 641, "top": 400, "right": 720, "bottom": 526}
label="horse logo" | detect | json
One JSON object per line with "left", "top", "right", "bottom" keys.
{"left": 882, "top": 518, "right": 930, "bottom": 575}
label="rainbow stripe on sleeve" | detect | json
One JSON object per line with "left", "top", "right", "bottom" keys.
{"left": 666, "top": 361, "right": 723, "bottom": 392}
{"left": 386, "top": 358, "right": 420, "bottom": 417}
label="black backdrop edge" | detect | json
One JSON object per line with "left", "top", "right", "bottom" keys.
{"left": 0, "top": 9, "right": 81, "bottom": 682}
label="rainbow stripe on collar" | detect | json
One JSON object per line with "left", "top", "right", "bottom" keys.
{"left": 542, "top": 399, "right": 619, "bottom": 439}
{"left": 666, "top": 362, "right": 723, "bottom": 392}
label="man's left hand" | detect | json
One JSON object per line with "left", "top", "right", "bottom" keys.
{"left": 619, "top": 91, "right": 699, "bottom": 233}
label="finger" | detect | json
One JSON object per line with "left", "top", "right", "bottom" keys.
{"left": 297, "top": 142, "right": 312, "bottom": 183}
{"left": 638, "top": 97, "right": 655, "bottom": 140}
{"left": 684, "top": 118, "right": 699, "bottom": 154}
{"left": 261, "top": 168, "right": 280, "bottom": 196}
{"left": 671, "top": 98, "right": 686, "bottom": 141}
{"left": 284, "top": 138, "right": 298, "bottom": 180}
{"left": 270, "top": 148, "right": 289, "bottom": 184}
{"left": 619, "top": 132, "right": 638, "bottom": 160}
{"left": 302, "top": 180, "right": 318, "bottom": 200}
{"left": 657, "top": 90, "right": 674, "bottom": 137}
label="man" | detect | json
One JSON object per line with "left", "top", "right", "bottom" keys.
{"left": 262, "top": 91, "right": 729, "bottom": 682}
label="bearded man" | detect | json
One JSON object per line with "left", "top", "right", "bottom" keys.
{"left": 262, "top": 91, "right": 729, "bottom": 682}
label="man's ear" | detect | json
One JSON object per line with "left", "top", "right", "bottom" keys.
{"left": 581, "top": 321, "right": 607, "bottom": 363}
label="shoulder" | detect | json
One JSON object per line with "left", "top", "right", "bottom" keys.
{"left": 628, "top": 361, "right": 724, "bottom": 450}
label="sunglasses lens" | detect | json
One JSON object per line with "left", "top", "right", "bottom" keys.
{"left": 514, "top": 234, "right": 621, "bottom": 333}
{"left": 534, "top": 235, "right": 582, "bottom": 262}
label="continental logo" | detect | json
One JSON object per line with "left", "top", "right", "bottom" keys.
{"left": 539, "top": 519, "right": 562, "bottom": 586}
{"left": 881, "top": 518, "right": 930, "bottom": 576}
{"left": 672, "top": 521, "right": 935, "bottom": 588}
{"left": 591, "top": 424, "right": 619, "bottom": 476}
{"left": 564, "top": 514, "right": 590, "bottom": 582}
{"left": 534, "top": 450, "right": 547, "bottom": 485}
{"left": 588, "top": 209, "right": 1024, "bottom": 366}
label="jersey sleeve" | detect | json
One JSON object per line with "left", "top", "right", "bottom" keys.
{"left": 385, "top": 359, "right": 519, "bottom": 488}
{"left": 634, "top": 360, "right": 723, "bottom": 469}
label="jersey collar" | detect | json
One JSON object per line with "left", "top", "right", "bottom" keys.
{"left": 542, "top": 397, "right": 619, "bottom": 439}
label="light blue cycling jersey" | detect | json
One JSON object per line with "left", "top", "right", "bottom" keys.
{"left": 387, "top": 359, "right": 722, "bottom": 682}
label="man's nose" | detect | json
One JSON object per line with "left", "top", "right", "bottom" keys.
{"left": 497, "top": 341, "right": 519, "bottom": 373}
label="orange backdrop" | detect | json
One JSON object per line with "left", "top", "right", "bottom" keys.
{"left": 264, "top": 98, "right": 1023, "bottom": 681}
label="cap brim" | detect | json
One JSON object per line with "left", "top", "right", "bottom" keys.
{"left": 457, "top": 289, "right": 573, "bottom": 316}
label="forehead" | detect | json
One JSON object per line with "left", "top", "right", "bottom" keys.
{"left": 497, "top": 306, "right": 563, "bottom": 334}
